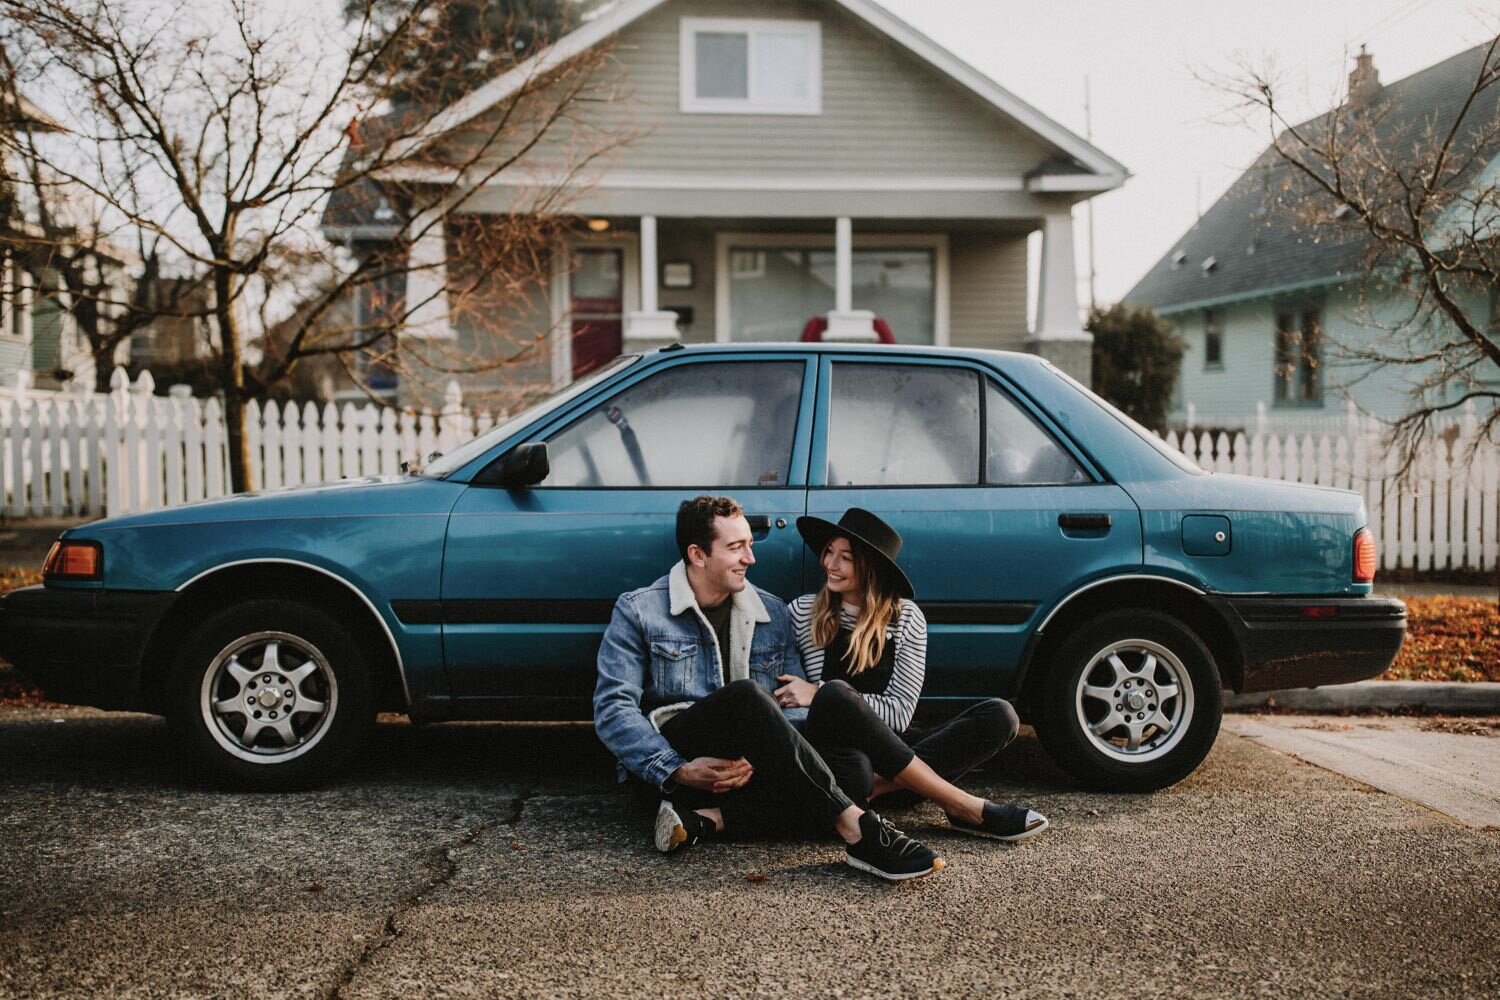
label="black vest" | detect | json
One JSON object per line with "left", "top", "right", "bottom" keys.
{"left": 821, "top": 626, "right": 896, "bottom": 695}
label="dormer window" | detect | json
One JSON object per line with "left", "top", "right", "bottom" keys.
{"left": 1170, "top": 250, "right": 1187, "bottom": 269}
{"left": 680, "top": 18, "right": 821, "bottom": 115}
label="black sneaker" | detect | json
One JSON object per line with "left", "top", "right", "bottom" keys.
{"left": 947, "top": 802, "right": 1049, "bottom": 842}
{"left": 654, "top": 800, "right": 712, "bottom": 854}
{"left": 845, "top": 811, "right": 944, "bottom": 881}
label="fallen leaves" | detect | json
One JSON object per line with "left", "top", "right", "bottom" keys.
{"left": 1383, "top": 596, "right": 1500, "bottom": 683}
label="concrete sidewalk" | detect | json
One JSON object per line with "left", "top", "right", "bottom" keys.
{"left": 1227, "top": 680, "right": 1500, "bottom": 714}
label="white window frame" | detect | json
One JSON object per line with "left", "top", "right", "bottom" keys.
{"left": 713, "top": 232, "right": 949, "bottom": 346}
{"left": 679, "top": 18, "right": 822, "bottom": 115}
{"left": 1, "top": 255, "right": 33, "bottom": 343}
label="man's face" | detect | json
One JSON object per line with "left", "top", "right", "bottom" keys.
{"left": 689, "top": 514, "right": 756, "bottom": 600}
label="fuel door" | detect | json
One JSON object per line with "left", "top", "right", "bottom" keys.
{"left": 1182, "top": 514, "right": 1232, "bottom": 557}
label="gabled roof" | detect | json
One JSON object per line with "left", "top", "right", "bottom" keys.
{"left": 1126, "top": 41, "right": 1500, "bottom": 315}
{"left": 383, "top": 0, "right": 1126, "bottom": 185}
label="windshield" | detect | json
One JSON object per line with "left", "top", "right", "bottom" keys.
{"left": 1045, "top": 363, "right": 1204, "bottom": 476}
{"left": 418, "top": 355, "right": 641, "bottom": 478}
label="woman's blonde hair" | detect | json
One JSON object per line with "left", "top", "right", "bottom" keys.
{"left": 811, "top": 537, "right": 901, "bottom": 675}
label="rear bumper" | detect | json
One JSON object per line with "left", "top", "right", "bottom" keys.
{"left": 1208, "top": 595, "right": 1407, "bottom": 693}
{"left": 0, "top": 585, "right": 176, "bottom": 710}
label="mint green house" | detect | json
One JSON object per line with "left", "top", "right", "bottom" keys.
{"left": 1126, "top": 44, "right": 1500, "bottom": 432}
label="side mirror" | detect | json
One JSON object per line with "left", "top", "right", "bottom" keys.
{"left": 480, "top": 442, "right": 549, "bottom": 488}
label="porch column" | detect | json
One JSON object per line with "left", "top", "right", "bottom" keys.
{"left": 625, "top": 215, "right": 680, "bottom": 345}
{"left": 405, "top": 209, "right": 453, "bottom": 340}
{"left": 1026, "top": 208, "right": 1092, "bottom": 383}
{"left": 824, "top": 216, "right": 877, "bottom": 341}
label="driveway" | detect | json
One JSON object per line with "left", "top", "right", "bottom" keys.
{"left": 1, "top": 709, "right": 1497, "bottom": 999}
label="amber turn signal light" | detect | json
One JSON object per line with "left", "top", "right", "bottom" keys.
{"left": 43, "top": 540, "right": 103, "bottom": 581}
{"left": 1352, "top": 528, "right": 1377, "bottom": 584}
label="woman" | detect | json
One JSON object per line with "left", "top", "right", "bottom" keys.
{"left": 774, "top": 508, "right": 1048, "bottom": 841}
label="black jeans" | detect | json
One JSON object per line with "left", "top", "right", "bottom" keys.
{"left": 805, "top": 680, "right": 1020, "bottom": 808}
{"left": 657, "top": 679, "right": 855, "bottom": 837}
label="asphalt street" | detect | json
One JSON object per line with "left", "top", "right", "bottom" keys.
{"left": 1, "top": 708, "right": 1497, "bottom": 999}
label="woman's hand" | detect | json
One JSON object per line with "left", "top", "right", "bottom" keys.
{"left": 774, "top": 675, "right": 818, "bottom": 708}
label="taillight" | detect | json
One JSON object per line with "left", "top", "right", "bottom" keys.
{"left": 1352, "top": 528, "right": 1377, "bottom": 584}
{"left": 43, "top": 540, "right": 103, "bottom": 581}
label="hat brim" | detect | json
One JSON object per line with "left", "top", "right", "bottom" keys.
{"left": 795, "top": 515, "right": 916, "bottom": 599}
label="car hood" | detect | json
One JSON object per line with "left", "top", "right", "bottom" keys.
{"left": 66, "top": 476, "right": 446, "bottom": 533}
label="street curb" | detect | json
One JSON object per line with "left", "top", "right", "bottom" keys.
{"left": 1227, "top": 680, "right": 1500, "bottom": 714}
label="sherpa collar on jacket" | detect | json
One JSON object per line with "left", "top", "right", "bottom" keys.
{"left": 668, "top": 560, "right": 771, "bottom": 683}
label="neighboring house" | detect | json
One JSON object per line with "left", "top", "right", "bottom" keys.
{"left": 2, "top": 87, "right": 134, "bottom": 393}
{"left": 328, "top": 0, "right": 1127, "bottom": 410}
{"left": 1126, "top": 44, "right": 1500, "bottom": 432}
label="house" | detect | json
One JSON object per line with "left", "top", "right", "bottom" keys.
{"left": 1125, "top": 43, "right": 1500, "bottom": 432}
{"left": 1, "top": 85, "right": 133, "bottom": 393}
{"left": 327, "top": 0, "right": 1127, "bottom": 410}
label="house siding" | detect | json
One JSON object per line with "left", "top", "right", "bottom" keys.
{"left": 948, "top": 231, "right": 1028, "bottom": 351}
{"left": 1170, "top": 284, "right": 1499, "bottom": 427}
{"left": 463, "top": 0, "right": 1059, "bottom": 186}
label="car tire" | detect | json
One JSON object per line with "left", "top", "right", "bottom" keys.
{"left": 166, "top": 598, "right": 375, "bottom": 791}
{"left": 1033, "top": 609, "right": 1222, "bottom": 792}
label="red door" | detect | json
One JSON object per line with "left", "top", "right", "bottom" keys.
{"left": 571, "top": 248, "right": 623, "bottom": 379}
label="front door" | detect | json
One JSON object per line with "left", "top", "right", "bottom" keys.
{"left": 440, "top": 354, "right": 817, "bottom": 706}
{"left": 570, "top": 247, "right": 623, "bottom": 379}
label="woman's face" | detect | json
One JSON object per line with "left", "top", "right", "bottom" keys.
{"left": 821, "top": 536, "right": 861, "bottom": 596}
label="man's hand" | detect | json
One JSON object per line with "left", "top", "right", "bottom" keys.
{"left": 774, "top": 675, "right": 818, "bottom": 709}
{"left": 671, "top": 756, "right": 753, "bottom": 793}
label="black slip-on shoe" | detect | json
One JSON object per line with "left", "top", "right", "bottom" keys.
{"left": 947, "top": 802, "right": 1049, "bottom": 842}
{"left": 654, "top": 800, "right": 711, "bottom": 854}
{"left": 845, "top": 810, "right": 944, "bottom": 881}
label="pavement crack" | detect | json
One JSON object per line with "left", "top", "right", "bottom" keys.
{"left": 325, "top": 812, "right": 499, "bottom": 999}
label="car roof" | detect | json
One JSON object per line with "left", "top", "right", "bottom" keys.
{"left": 639, "top": 341, "right": 1049, "bottom": 370}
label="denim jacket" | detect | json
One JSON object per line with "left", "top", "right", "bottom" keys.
{"left": 593, "top": 561, "right": 807, "bottom": 790}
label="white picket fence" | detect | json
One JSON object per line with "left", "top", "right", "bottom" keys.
{"left": 2, "top": 368, "right": 1498, "bottom": 572}
{"left": 1, "top": 368, "right": 503, "bottom": 521}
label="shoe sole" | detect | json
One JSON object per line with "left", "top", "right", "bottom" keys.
{"left": 654, "top": 804, "right": 688, "bottom": 854}
{"left": 845, "top": 854, "right": 945, "bottom": 881}
{"left": 951, "top": 816, "right": 1050, "bottom": 843}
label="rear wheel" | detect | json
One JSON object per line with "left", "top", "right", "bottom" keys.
{"left": 1033, "top": 609, "right": 1222, "bottom": 792}
{"left": 166, "top": 599, "right": 375, "bottom": 790}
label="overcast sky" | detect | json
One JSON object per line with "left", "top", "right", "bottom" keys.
{"left": 876, "top": 0, "right": 1499, "bottom": 306}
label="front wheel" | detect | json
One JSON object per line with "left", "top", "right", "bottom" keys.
{"left": 1033, "top": 610, "right": 1222, "bottom": 792}
{"left": 166, "top": 599, "right": 375, "bottom": 790}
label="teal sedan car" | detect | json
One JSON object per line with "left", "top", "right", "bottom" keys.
{"left": 0, "top": 344, "right": 1405, "bottom": 791}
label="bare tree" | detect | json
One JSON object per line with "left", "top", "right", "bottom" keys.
{"left": 1215, "top": 38, "right": 1500, "bottom": 471}
{"left": 2, "top": 0, "right": 626, "bottom": 490}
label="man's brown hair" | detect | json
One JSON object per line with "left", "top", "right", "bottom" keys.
{"left": 675, "top": 495, "right": 744, "bottom": 561}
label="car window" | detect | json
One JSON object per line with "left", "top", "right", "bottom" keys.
{"left": 827, "top": 363, "right": 979, "bottom": 486}
{"left": 542, "top": 361, "right": 803, "bottom": 488}
{"left": 421, "top": 354, "right": 639, "bottom": 478}
{"left": 986, "top": 380, "right": 1091, "bottom": 485}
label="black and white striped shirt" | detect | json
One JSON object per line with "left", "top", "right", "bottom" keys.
{"left": 788, "top": 594, "right": 927, "bottom": 733}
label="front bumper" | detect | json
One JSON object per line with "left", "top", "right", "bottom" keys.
{"left": 0, "top": 586, "right": 177, "bottom": 711}
{"left": 1209, "top": 595, "right": 1408, "bottom": 693}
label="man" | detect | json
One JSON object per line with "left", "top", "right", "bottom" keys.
{"left": 593, "top": 495, "right": 943, "bottom": 881}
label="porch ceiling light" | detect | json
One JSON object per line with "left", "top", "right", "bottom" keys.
{"left": 586, "top": 218, "right": 611, "bottom": 232}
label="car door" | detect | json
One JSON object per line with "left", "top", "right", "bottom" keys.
{"left": 808, "top": 354, "right": 1142, "bottom": 700}
{"left": 440, "top": 353, "right": 816, "bottom": 705}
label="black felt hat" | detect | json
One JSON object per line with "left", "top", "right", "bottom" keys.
{"left": 796, "top": 508, "right": 915, "bottom": 599}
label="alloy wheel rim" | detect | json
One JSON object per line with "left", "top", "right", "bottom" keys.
{"left": 1073, "top": 638, "right": 1194, "bottom": 764}
{"left": 198, "top": 630, "right": 339, "bottom": 764}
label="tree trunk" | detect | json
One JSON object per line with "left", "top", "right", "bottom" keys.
{"left": 213, "top": 267, "right": 255, "bottom": 493}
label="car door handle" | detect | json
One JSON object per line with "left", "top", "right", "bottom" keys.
{"left": 1059, "top": 513, "right": 1111, "bottom": 531}
{"left": 746, "top": 515, "right": 771, "bottom": 537}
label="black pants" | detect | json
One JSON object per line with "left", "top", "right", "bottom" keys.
{"left": 805, "top": 680, "right": 1020, "bottom": 808}
{"left": 657, "top": 679, "right": 855, "bottom": 837}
